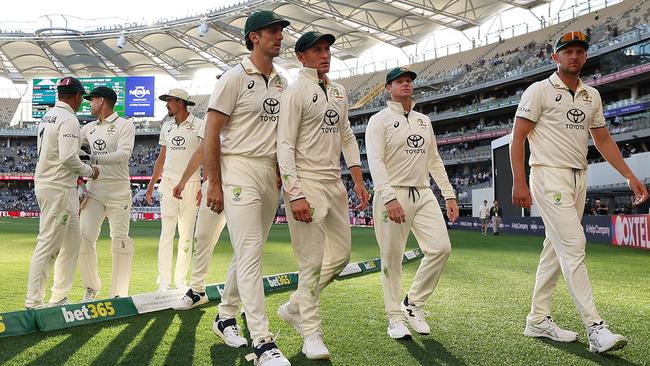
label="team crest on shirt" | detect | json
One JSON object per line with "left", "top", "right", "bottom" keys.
{"left": 275, "top": 79, "right": 284, "bottom": 92}
{"left": 553, "top": 193, "right": 561, "bottom": 205}
{"left": 107, "top": 124, "right": 117, "bottom": 135}
{"left": 232, "top": 186, "right": 242, "bottom": 201}
{"left": 185, "top": 122, "right": 194, "bottom": 130}
{"left": 61, "top": 213, "right": 69, "bottom": 225}
{"left": 417, "top": 118, "right": 427, "bottom": 128}
{"left": 331, "top": 88, "right": 344, "bottom": 104}
{"left": 382, "top": 211, "right": 389, "bottom": 223}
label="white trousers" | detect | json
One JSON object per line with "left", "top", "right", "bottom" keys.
{"left": 157, "top": 178, "right": 200, "bottom": 288}
{"left": 26, "top": 184, "right": 81, "bottom": 307}
{"left": 528, "top": 166, "right": 602, "bottom": 326}
{"left": 373, "top": 187, "right": 451, "bottom": 323}
{"left": 284, "top": 180, "right": 351, "bottom": 336}
{"left": 217, "top": 156, "right": 279, "bottom": 344}
{"left": 78, "top": 180, "right": 132, "bottom": 297}
{"left": 190, "top": 181, "right": 228, "bottom": 293}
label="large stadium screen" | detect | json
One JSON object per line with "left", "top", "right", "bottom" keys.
{"left": 32, "top": 76, "right": 155, "bottom": 119}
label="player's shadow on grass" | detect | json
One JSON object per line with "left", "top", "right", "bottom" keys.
{"left": 539, "top": 339, "right": 642, "bottom": 366}
{"left": 210, "top": 343, "right": 247, "bottom": 365}
{"left": 288, "top": 352, "right": 333, "bottom": 365}
{"left": 163, "top": 308, "right": 204, "bottom": 365}
{"left": 121, "top": 312, "right": 174, "bottom": 364}
{"left": 399, "top": 337, "right": 467, "bottom": 366}
{"left": 24, "top": 327, "right": 95, "bottom": 366}
{"left": 90, "top": 317, "right": 149, "bottom": 366}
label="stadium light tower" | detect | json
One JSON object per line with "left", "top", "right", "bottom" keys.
{"left": 117, "top": 32, "right": 127, "bottom": 48}
{"left": 198, "top": 18, "right": 209, "bottom": 37}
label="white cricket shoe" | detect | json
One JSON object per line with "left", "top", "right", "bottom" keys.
{"left": 588, "top": 322, "right": 628, "bottom": 353}
{"left": 252, "top": 338, "right": 290, "bottom": 366}
{"left": 46, "top": 297, "right": 69, "bottom": 307}
{"left": 173, "top": 289, "right": 208, "bottom": 310}
{"left": 387, "top": 320, "right": 412, "bottom": 340}
{"left": 302, "top": 331, "right": 330, "bottom": 360}
{"left": 277, "top": 302, "right": 302, "bottom": 335}
{"left": 212, "top": 314, "right": 248, "bottom": 348}
{"left": 524, "top": 316, "right": 579, "bottom": 342}
{"left": 82, "top": 288, "right": 97, "bottom": 302}
{"left": 401, "top": 297, "right": 430, "bottom": 335}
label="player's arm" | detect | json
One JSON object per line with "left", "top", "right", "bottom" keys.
{"left": 340, "top": 99, "right": 368, "bottom": 210}
{"left": 59, "top": 117, "right": 97, "bottom": 179}
{"left": 93, "top": 122, "right": 135, "bottom": 165}
{"left": 426, "top": 128, "right": 458, "bottom": 222}
{"left": 510, "top": 117, "right": 535, "bottom": 209}
{"left": 366, "top": 116, "right": 404, "bottom": 223}
{"left": 146, "top": 145, "right": 165, "bottom": 204}
{"left": 173, "top": 140, "right": 204, "bottom": 199}
{"left": 204, "top": 110, "right": 228, "bottom": 213}
{"left": 591, "top": 127, "right": 648, "bottom": 205}
{"left": 277, "top": 87, "right": 312, "bottom": 223}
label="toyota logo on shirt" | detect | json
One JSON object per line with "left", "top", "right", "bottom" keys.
{"left": 565, "top": 108, "right": 586, "bottom": 130}
{"left": 93, "top": 139, "right": 107, "bottom": 151}
{"left": 171, "top": 136, "right": 186, "bottom": 147}
{"left": 323, "top": 110, "right": 339, "bottom": 126}
{"left": 263, "top": 98, "right": 280, "bottom": 114}
{"left": 405, "top": 134, "right": 426, "bottom": 154}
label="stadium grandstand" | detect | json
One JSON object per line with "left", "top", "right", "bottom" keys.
{"left": 1, "top": 0, "right": 648, "bottom": 220}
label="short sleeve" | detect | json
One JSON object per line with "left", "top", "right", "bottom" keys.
{"left": 207, "top": 68, "right": 241, "bottom": 117}
{"left": 159, "top": 123, "right": 167, "bottom": 146}
{"left": 515, "top": 83, "right": 542, "bottom": 123}
{"left": 589, "top": 92, "right": 606, "bottom": 129}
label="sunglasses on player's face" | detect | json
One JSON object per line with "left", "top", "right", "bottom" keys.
{"left": 558, "top": 31, "right": 588, "bottom": 43}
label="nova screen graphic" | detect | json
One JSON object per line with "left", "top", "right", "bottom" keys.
{"left": 32, "top": 76, "right": 155, "bottom": 119}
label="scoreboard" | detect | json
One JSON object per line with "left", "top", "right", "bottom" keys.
{"left": 32, "top": 76, "right": 155, "bottom": 119}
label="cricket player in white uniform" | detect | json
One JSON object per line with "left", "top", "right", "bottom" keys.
{"left": 203, "top": 11, "right": 291, "bottom": 366}
{"left": 479, "top": 200, "right": 490, "bottom": 235}
{"left": 146, "top": 89, "right": 202, "bottom": 291}
{"left": 511, "top": 32, "right": 648, "bottom": 353}
{"left": 172, "top": 119, "right": 241, "bottom": 314}
{"left": 276, "top": 32, "right": 369, "bottom": 360}
{"left": 25, "top": 77, "right": 100, "bottom": 309}
{"left": 78, "top": 86, "right": 135, "bottom": 300}
{"left": 366, "top": 67, "right": 459, "bottom": 340}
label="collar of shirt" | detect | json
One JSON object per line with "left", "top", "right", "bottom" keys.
{"left": 549, "top": 72, "right": 587, "bottom": 95}
{"left": 241, "top": 56, "right": 278, "bottom": 80}
{"left": 174, "top": 113, "right": 196, "bottom": 126}
{"left": 54, "top": 101, "right": 75, "bottom": 114}
{"left": 299, "top": 67, "right": 325, "bottom": 84}
{"left": 98, "top": 112, "right": 119, "bottom": 125}
{"left": 387, "top": 99, "right": 416, "bottom": 114}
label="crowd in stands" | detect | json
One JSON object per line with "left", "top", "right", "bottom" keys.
{"left": 0, "top": 142, "right": 37, "bottom": 173}
{"left": 0, "top": 187, "right": 38, "bottom": 211}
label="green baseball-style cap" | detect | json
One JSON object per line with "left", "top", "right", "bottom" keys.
{"left": 83, "top": 86, "right": 117, "bottom": 102}
{"left": 295, "top": 31, "right": 335, "bottom": 53}
{"left": 244, "top": 11, "right": 290, "bottom": 39}
{"left": 554, "top": 31, "right": 589, "bottom": 53}
{"left": 386, "top": 67, "right": 417, "bottom": 85}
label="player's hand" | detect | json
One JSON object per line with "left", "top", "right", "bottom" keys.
{"left": 290, "top": 198, "right": 312, "bottom": 223}
{"left": 512, "top": 181, "right": 532, "bottom": 209}
{"left": 445, "top": 199, "right": 459, "bottom": 222}
{"left": 276, "top": 170, "right": 282, "bottom": 189}
{"left": 353, "top": 184, "right": 369, "bottom": 211}
{"left": 385, "top": 199, "right": 406, "bottom": 224}
{"left": 627, "top": 175, "right": 649, "bottom": 206}
{"left": 195, "top": 188, "right": 202, "bottom": 206}
{"left": 90, "top": 166, "right": 100, "bottom": 180}
{"left": 173, "top": 182, "right": 185, "bottom": 199}
{"left": 206, "top": 181, "right": 224, "bottom": 213}
{"left": 145, "top": 186, "right": 154, "bottom": 205}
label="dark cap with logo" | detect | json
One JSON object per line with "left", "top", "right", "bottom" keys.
{"left": 554, "top": 31, "right": 589, "bottom": 53}
{"left": 386, "top": 67, "right": 417, "bottom": 85}
{"left": 295, "top": 31, "right": 335, "bottom": 53}
{"left": 56, "top": 77, "right": 86, "bottom": 95}
{"left": 244, "top": 11, "right": 290, "bottom": 39}
{"left": 83, "top": 86, "right": 117, "bottom": 102}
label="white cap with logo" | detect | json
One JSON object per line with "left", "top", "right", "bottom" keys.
{"left": 158, "top": 88, "right": 195, "bottom": 106}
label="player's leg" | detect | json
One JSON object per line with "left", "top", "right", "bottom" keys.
{"left": 25, "top": 185, "right": 70, "bottom": 308}
{"left": 106, "top": 188, "right": 133, "bottom": 297}
{"left": 373, "top": 188, "right": 413, "bottom": 339}
{"left": 174, "top": 180, "right": 200, "bottom": 288}
{"left": 50, "top": 187, "right": 82, "bottom": 304}
{"left": 157, "top": 183, "right": 179, "bottom": 290}
{"left": 78, "top": 196, "right": 107, "bottom": 300}
{"left": 406, "top": 189, "right": 451, "bottom": 335}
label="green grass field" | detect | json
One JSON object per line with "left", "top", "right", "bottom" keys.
{"left": 0, "top": 218, "right": 648, "bottom": 366}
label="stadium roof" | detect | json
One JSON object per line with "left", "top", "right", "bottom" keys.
{"left": 0, "top": 0, "right": 551, "bottom": 83}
